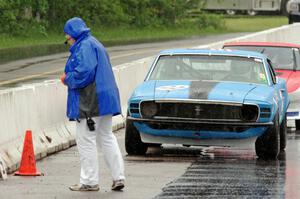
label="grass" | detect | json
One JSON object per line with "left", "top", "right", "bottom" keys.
{"left": 92, "top": 26, "right": 226, "bottom": 45}
{"left": 0, "top": 33, "right": 63, "bottom": 49}
{"left": 224, "top": 15, "right": 288, "bottom": 32}
{"left": 0, "top": 15, "right": 289, "bottom": 50}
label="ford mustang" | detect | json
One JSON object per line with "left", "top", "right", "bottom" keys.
{"left": 223, "top": 42, "right": 300, "bottom": 129}
{"left": 125, "top": 49, "right": 289, "bottom": 159}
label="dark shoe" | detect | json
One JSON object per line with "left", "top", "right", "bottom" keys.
{"left": 111, "top": 179, "right": 125, "bottom": 191}
{"left": 69, "top": 184, "right": 99, "bottom": 191}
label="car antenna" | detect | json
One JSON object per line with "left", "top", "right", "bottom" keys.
{"left": 260, "top": 48, "right": 265, "bottom": 54}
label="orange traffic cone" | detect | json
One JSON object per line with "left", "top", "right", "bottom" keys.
{"left": 14, "top": 130, "right": 41, "bottom": 176}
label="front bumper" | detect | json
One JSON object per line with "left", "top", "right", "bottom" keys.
{"left": 286, "top": 108, "right": 300, "bottom": 128}
{"left": 287, "top": 109, "right": 300, "bottom": 120}
{"left": 127, "top": 116, "right": 273, "bottom": 126}
{"left": 286, "top": 92, "right": 300, "bottom": 126}
{"left": 127, "top": 116, "right": 271, "bottom": 140}
{"left": 287, "top": 98, "right": 300, "bottom": 120}
{"left": 140, "top": 132, "right": 258, "bottom": 148}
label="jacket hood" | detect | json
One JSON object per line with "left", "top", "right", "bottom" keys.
{"left": 64, "top": 17, "right": 90, "bottom": 39}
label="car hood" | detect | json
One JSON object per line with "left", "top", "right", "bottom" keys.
{"left": 152, "top": 80, "right": 257, "bottom": 103}
{"left": 276, "top": 69, "right": 300, "bottom": 93}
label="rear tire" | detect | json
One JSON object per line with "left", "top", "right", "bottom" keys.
{"left": 125, "top": 119, "right": 148, "bottom": 155}
{"left": 289, "top": 15, "right": 294, "bottom": 24}
{"left": 255, "top": 113, "right": 280, "bottom": 159}
{"left": 296, "top": 120, "right": 300, "bottom": 130}
{"left": 280, "top": 114, "right": 287, "bottom": 151}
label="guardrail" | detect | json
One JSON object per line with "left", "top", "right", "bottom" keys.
{"left": 1, "top": 23, "right": 300, "bottom": 174}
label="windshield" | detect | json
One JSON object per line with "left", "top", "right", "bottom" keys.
{"left": 224, "top": 46, "right": 300, "bottom": 70}
{"left": 149, "top": 55, "right": 268, "bottom": 85}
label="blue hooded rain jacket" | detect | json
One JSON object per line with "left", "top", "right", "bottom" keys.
{"left": 63, "top": 17, "right": 121, "bottom": 120}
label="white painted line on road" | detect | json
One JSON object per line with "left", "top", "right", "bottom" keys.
{"left": 110, "top": 48, "right": 158, "bottom": 59}
{"left": 0, "top": 46, "right": 185, "bottom": 86}
{"left": 0, "top": 49, "right": 158, "bottom": 86}
{"left": 0, "top": 68, "right": 63, "bottom": 86}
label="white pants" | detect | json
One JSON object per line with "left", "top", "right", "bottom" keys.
{"left": 76, "top": 115, "right": 125, "bottom": 185}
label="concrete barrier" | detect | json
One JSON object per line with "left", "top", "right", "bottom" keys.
{"left": 196, "top": 23, "right": 300, "bottom": 49}
{"left": 1, "top": 23, "right": 300, "bottom": 176}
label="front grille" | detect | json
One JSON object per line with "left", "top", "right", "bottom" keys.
{"left": 140, "top": 101, "right": 260, "bottom": 122}
{"left": 155, "top": 103, "right": 242, "bottom": 120}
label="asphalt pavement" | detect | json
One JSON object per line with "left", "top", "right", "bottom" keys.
{"left": 1, "top": 128, "right": 300, "bottom": 199}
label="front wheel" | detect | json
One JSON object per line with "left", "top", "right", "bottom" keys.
{"left": 289, "top": 15, "right": 294, "bottom": 24}
{"left": 280, "top": 114, "right": 287, "bottom": 151}
{"left": 125, "top": 119, "right": 148, "bottom": 155}
{"left": 255, "top": 113, "right": 280, "bottom": 159}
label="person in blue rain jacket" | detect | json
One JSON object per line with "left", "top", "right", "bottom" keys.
{"left": 61, "top": 17, "right": 125, "bottom": 192}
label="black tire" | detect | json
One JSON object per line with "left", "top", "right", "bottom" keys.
{"left": 280, "top": 114, "right": 287, "bottom": 151}
{"left": 296, "top": 120, "right": 300, "bottom": 130}
{"left": 125, "top": 119, "right": 148, "bottom": 155}
{"left": 255, "top": 113, "right": 280, "bottom": 159}
{"left": 148, "top": 143, "right": 162, "bottom": 147}
{"left": 281, "top": 0, "right": 288, "bottom": 16}
{"left": 289, "top": 15, "right": 293, "bottom": 24}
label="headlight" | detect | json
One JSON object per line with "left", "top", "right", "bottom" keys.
{"left": 240, "top": 104, "right": 258, "bottom": 122}
{"left": 140, "top": 101, "right": 158, "bottom": 118}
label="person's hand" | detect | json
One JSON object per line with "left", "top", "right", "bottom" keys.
{"left": 60, "top": 73, "right": 66, "bottom": 85}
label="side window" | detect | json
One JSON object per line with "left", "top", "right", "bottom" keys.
{"left": 267, "top": 59, "right": 277, "bottom": 84}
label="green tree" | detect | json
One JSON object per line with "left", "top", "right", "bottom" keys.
{"left": 0, "top": 0, "right": 48, "bottom": 35}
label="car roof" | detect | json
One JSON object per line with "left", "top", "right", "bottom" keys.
{"left": 223, "top": 41, "right": 300, "bottom": 48}
{"left": 159, "top": 48, "right": 267, "bottom": 59}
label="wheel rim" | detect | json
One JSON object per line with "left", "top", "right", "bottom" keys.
{"left": 226, "top": 10, "right": 236, "bottom": 15}
{"left": 247, "top": 10, "right": 257, "bottom": 16}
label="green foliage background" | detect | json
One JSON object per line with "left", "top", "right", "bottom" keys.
{"left": 0, "top": 0, "right": 222, "bottom": 35}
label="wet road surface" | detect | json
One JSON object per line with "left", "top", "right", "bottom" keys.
{"left": 153, "top": 132, "right": 300, "bottom": 199}
{"left": 1, "top": 129, "right": 300, "bottom": 198}
{"left": 155, "top": 151, "right": 286, "bottom": 198}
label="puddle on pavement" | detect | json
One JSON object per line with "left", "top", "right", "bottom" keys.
{"left": 152, "top": 147, "right": 287, "bottom": 198}
{"left": 127, "top": 132, "right": 300, "bottom": 198}
{"left": 155, "top": 155, "right": 287, "bottom": 199}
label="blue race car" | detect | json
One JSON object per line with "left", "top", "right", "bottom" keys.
{"left": 125, "top": 49, "right": 289, "bottom": 159}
